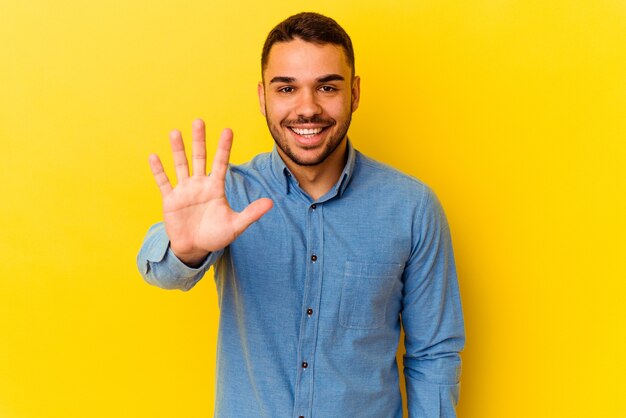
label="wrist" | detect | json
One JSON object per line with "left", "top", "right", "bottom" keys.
{"left": 171, "top": 247, "right": 209, "bottom": 268}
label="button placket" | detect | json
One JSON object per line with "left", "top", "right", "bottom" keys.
{"left": 293, "top": 202, "right": 323, "bottom": 418}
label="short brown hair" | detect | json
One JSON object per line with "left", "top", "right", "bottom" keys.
{"left": 261, "top": 12, "right": 355, "bottom": 76}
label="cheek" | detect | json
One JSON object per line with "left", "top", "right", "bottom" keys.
{"left": 326, "top": 98, "right": 352, "bottom": 118}
{"left": 265, "top": 99, "right": 291, "bottom": 118}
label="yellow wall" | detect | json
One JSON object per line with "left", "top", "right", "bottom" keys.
{"left": 1, "top": 1, "right": 625, "bottom": 417}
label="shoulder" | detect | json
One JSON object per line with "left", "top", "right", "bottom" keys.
{"left": 224, "top": 151, "right": 274, "bottom": 188}
{"left": 350, "top": 150, "right": 449, "bottom": 239}
{"left": 353, "top": 150, "right": 435, "bottom": 204}
{"left": 222, "top": 152, "right": 277, "bottom": 207}
{"left": 228, "top": 152, "right": 272, "bottom": 177}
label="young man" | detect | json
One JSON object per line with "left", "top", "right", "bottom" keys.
{"left": 138, "top": 12, "right": 465, "bottom": 418}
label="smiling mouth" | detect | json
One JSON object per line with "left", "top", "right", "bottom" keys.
{"left": 289, "top": 127, "right": 326, "bottom": 138}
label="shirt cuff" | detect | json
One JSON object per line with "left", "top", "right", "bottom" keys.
{"left": 137, "top": 223, "right": 219, "bottom": 291}
{"left": 406, "top": 377, "right": 460, "bottom": 418}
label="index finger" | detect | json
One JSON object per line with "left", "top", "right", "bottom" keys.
{"left": 210, "top": 128, "right": 233, "bottom": 183}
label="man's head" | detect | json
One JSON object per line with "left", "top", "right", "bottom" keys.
{"left": 261, "top": 12, "right": 355, "bottom": 80}
{"left": 258, "top": 13, "right": 360, "bottom": 168}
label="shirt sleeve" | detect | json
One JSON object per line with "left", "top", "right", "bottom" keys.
{"left": 136, "top": 222, "right": 222, "bottom": 291}
{"left": 401, "top": 187, "right": 465, "bottom": 417}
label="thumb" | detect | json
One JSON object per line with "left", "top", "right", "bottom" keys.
{"left": 233, "top": 198, "right": 274, "bottom": 236}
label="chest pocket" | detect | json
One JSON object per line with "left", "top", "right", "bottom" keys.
{"left": 339, "top": 261, "right": 403, "bottom": 330}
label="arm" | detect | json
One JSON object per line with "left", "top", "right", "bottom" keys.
{"left": 136, "top": 119, "right": 273, "bottom": 290}
{"left": 402, "top": 188, "right": 465, "bottom": 417}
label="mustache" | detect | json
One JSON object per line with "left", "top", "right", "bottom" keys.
{"left": 281, "top": 115, "right": 336, "bottom": 126}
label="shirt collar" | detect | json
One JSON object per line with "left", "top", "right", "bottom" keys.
{"left": 270, "top": 139, "right": 357, "bottom": 199}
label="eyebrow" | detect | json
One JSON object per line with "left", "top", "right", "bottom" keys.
{"left": 269, "top": 74, "right": 346, "bottom": 84}
{"left": 317, "top": 74, "right": 345, "bottom": 83}
{"left": 269, "top": 76, "right": 296, "bottom": 84}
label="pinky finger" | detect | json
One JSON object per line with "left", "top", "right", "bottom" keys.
{"left": 149, "top": 154, "right": 173, "bottom": 196}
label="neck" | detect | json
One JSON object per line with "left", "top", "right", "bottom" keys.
{"left": 281, "top": 140, "right": 348, "bottom": 201}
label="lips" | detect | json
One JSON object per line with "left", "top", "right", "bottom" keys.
{"left": 289, "top": 127, "right": 324, "bottom": 138}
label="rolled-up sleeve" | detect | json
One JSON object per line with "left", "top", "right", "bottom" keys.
{"left": 401, "top": 188, "right": 465, "bottom": 417}
{"left": 136, "top": 222, "right": 222, "bottom": 291}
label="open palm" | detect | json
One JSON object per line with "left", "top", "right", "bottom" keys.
{"left": 149, "top": 119, "right": 273, "bottom": 266}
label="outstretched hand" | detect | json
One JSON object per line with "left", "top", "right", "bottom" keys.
{"left": 149, "top": 119, "right": 273, "bottom": 266}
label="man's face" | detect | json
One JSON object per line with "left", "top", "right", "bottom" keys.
{"left": 258, "top": 38, "right": 360, "bottom": 167}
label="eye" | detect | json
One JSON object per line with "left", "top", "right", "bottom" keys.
{"left": 319, "top": 85, "right": 337, "bottom": 93}
{"left": 278, "top": 86, "right": 294, "bottom": 93}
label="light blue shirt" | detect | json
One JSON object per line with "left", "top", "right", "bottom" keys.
{"left": 137, "top": 141, "right": 465, "bottom": 418}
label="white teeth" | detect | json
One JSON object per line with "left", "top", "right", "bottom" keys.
{"left": 291, "top": 127, "right": 323, "bottom": 136}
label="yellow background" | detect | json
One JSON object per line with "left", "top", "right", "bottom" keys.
{"left": 1, "top": 0, "right": 625, "bottom": 417}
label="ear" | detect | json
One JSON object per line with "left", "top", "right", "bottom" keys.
{"left": 257, "top": 82, "right": 266, "bottom": 116}
{"left": 351, "top": 75, "right": 361, "bottom": 112}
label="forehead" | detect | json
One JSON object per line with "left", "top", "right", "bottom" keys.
{"left": 263, "top": 39, "right": 351, "bottom": 80}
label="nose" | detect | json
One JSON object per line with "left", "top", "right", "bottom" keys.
{"left": 295, "top": 89, "right": 322, "bottom": 118}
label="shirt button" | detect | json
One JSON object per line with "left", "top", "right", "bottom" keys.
{"left": 311, "top": 204, "right": 317, "bottom": 210}
{"left": 310, "top": 255, "right": 317, "bottom": 262}
{"left": 307, "top": 308, "right": 313, "bottom": 316}
{"left": 299, "top": 416, "right": 305, "bottom": 418}
{"left": 302, "top": 361, "right": 308, "bottom": 369}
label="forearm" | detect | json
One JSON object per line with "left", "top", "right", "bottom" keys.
{"left": 136, "top": 223, "right": 220, "bottom": 291}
